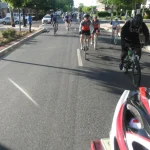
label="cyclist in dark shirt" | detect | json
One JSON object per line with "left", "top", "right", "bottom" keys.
{"left": 120, "top": 14, "right": 149, "bottom": 70}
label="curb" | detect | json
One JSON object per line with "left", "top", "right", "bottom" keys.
{"left": 0, "top": 28, "right": 44, "bottom": 57}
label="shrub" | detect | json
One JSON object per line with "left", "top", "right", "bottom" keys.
{"left": 145, "top": 10, "right": 150, "bottom": 19}
{"left": 2, "top": 28, "right": 16, "bottom": 38}
{"left": 97, "top": 11, "right": 110, "bottom": 17}
{"left": 144, "top": 15, "right": 150, "bottom": 19}
{"left": 8, "top": 29, "right": 16, "bottom": 37}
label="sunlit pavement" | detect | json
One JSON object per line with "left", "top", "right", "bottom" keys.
{"left": 0, "top": 19, "right": 149, "bottom": 150}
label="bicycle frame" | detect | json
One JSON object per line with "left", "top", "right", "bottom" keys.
{"left": 53, "top": 22, "right": 58, "bottom": 34}
{"left": 83, "top": 34, "right": 89, "bottom": 50}
{"left": 123, "top": 45, "right": 141, "bottom": 88}
{"left": 83, "top": 34, "right": 89, "bottom": 60}
{"left": 113, "top": 29, "right": 118, "bottom": 44}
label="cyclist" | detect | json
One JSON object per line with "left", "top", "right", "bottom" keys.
{"left": 91, "top": 16, "right": 100, "bottom": 45}
{"left": 120, "top": 14, "right": 149, "bottom": 70}
{"left": 111, "top": 17, "right": 120, "bottom": 38}
{"left": 79, "top": 13, "right": 91, "bottom": 50}
{"left": 78, "top": 13, "right": 82, "bottom": 22}
{"left": 64, "top": 12, "right": 71, "bottom": 29}
{"left": 50, "top": 12, "right": 54, "bottom": 24}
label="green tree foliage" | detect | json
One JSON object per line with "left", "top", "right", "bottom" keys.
{"left": 25, "top": 0, "right": 74, "bottom": 12}
{"left": 82, "top": 6, "right": 97, "bottom": 13}
{"left": 99, "top": 0, "right": 144, "bottom": 16}
{"left": 78, "top": 3, "right": 84, "bottom": 12}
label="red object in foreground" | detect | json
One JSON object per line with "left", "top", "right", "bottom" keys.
{"left": 91, "top": 140, "right": 103, "bottom": 150}
{"left": 91, "top": 139, "right": 110, "bottom": 150}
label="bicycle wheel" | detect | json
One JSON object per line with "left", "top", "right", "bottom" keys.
{"left": 132, "top": 59, "right": 141, "bottom": 88}
{"left": 94, "top": 35, "right": 97, "bottom": 50}
{"left": 84, "top": 38, "right": 87, "bottom": 60}
{"left": 85, "top": 47, "right": 86, "bottom": 60}
{"left": 114, "top": 34, "right": 118, "bottom": 45}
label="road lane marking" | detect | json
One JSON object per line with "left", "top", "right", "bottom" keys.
{"left": 8, "top": 78, "right": 39, "bottom": 108}
{"left": 77, "top": 49, "right": 83, "bottom": 66}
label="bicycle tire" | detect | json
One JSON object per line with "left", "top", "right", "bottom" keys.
{"left": 85, "top": 48, "right": 86, "bottom": 60}
{"left": 132, "top": 58, "right": 141, "bottom": 88}
{"left": 94, "top": 35, "right": 97, "bottom": 50}
{"left": 114, "top": 35, "right": 118, "bottom": 45}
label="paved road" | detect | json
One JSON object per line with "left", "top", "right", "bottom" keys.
{"left": 0, "top": 19, "right": 150, "bottom": 150}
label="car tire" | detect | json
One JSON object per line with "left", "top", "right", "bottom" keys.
{"left": 3, "top": 21, "right": 6, "bottom": 25}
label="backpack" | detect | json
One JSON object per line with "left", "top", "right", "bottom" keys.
{"left": 129, "top": 19, "right": 142, "bottom": 34}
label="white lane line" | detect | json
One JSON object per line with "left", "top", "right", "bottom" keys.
{"left": 77, "top": 49, "right": 83, "bottom": 66}
{"left": 8, "top": 78, "right": 39, "bottom": 108}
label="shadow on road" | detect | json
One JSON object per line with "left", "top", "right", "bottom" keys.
{"left": 2, "top": 58, "right": 149, "bottom": 95}
{"left": 41, "top": 33, "right": 79, "bottom": 38}
{"left": 0, "top": 144, "right": 11, "bottom": 150}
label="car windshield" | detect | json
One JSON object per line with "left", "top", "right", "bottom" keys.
{"left": 5, "top": 17, "right": 10, "bottom": 20}
{"left": 44, "top": 16, "right": 51, "bottom": 18}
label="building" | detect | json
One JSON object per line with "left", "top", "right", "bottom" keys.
{"left": 0, "top": 0, "right": 8, "bottom": 18}
{"left": 95, "top": 0, "right": 105, "bottom": 11}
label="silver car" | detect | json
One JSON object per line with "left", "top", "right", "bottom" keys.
{"left": 0, "top": 17, "right": 20, "bottom": 25}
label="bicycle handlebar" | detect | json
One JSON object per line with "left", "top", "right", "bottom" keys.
{"left": 125, "top": 43, "right": 144, "bottom": 49}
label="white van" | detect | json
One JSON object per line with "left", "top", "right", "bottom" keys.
{"left": 6, "top": 13, "right": 27, "bottom": 21}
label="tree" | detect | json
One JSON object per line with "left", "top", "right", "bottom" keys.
{"left": 78, "top": 3, "right": 84, "bottom": 12}
{"left": 2, "top": 0, "right": 31, "bottom": 30}
{"left": 82, "top": 6, "right": 92, "bottom": 13}
{"left": 99, "top": 0, "right": 144, "bottom": 16}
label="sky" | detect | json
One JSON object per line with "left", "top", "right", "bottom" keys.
{"left": 74, "top": 0, "right": 97, "bottom": 7}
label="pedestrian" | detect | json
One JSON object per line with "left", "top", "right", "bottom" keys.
{"left": 28, "top": 14, "right": 32, "bottom": 32}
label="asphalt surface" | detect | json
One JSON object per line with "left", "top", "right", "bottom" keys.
{"left": 0, "top": 19, "right": 150, "bottom": 150}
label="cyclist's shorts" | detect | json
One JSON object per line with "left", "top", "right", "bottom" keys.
{"left": 65, "top": 19, "right": 70, "bottom": 23}
{"left": 113, "top": 27, "right": 117, "bottom": 30}
{"left": 53, "top": 20, "right": 57, "bottom": 24}
{"left": 92, "top": 28, "right": 100, "bottom": 34}
{"left": 80, "top": 30, "right": 91, "bottom": 36}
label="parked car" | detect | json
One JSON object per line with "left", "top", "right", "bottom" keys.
{"left": 6, "top": 13, "right": 28, "bottom": 21}
{"left": 42, "top": 15, "right": 51, "bottom": 24}
{"left": 0, "top": 17, "right": 21, "bottom": 25}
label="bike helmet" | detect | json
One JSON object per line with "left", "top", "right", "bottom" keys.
{"left": 115, "top": 17, "right": 118, "bottom": 20}
{"left": 83, "top": 13, "right": 90, "bottom": 18}
{"left": 132, "top": 14, "right": 143, "bottom": 28}
{"left": 110, "top": 87, "right": 150, "bottom": 150}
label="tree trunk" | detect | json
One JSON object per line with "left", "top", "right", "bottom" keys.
{"left": 22, "top": 8, "right": 26, "bottom": 27}
{"left": 18, "top": 8, "right": 21, "bottom": 31}
{"left": 9, "top": 7, "right": 15, "bottom": 27}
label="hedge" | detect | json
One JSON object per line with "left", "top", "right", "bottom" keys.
{"left": 97, "top": 11, "right": 110, "bottom": 17}
{"left": 2, "top": 29, "right": 16, "bottom": 38}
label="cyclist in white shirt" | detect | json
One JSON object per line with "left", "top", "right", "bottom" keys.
{"left": 112, "top": 17, "right": 120, "bottom": 37}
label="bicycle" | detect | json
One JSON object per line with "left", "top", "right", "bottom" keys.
{"left": 65, "top": 20, "right": 71, "bottom": 31}
{"left": 82, "top": 34, "right": 89, "bottom": 60}
{"left": 123, "top": 43, "right": 143, "bottom": 88}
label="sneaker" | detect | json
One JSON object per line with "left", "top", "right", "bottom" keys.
{"left": 119, "top": 63, "right": 123, "bottom": 70}
{"left": 81, "top": 46, "right": 84, "bottom": 50}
